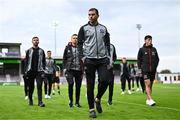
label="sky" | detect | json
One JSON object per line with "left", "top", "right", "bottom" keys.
{"left": 0, "top": 0, "right": 180, "bottom": 72}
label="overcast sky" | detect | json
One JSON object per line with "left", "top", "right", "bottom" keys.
{"left": 0, "top": 0, "right": 180, "bottom": 72}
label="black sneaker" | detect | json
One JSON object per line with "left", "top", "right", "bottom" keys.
{"left": 38, "top": 102, "right": 45, "bottom": 107}
{"left": 58, "top": 91, "right": 60, "bottom": 95}
{"left": 75, "top": 103, "right": 82, "bottom": 108}
{"left": 29, "top": 100, "right": 33, "bottom": 106}
{"left": 95, "top": 100, "right": 102, "bottom": 113}
{"left": 89, "top": 110, "right": 96, "bottom": 118}
{"left": 69, "top": 102, "right": 73, "bottom": 108}
{"left": 107, "top": 100, "right": 112, "bottom": 106}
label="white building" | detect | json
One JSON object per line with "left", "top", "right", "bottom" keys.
{"left": 158, "top": 73, "right": 180, "bottom": 84}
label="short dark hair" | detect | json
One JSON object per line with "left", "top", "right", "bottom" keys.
{"left": 89, "top": 8, "right": 99, "bottom": 15}
{"left": 72, "top": 34, "right": 78, "bottom": 37}
{"left": 144, "top": 35, "right": 152, "bottom": 40}
{"left": 47, "top": 50, "right": 51, "bottom": 53}
{"left": 32, "top": 36, "right": 39, "bottom": 40}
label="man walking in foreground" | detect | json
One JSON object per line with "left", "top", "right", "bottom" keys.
{"left": 78, "top": 8, "right": 110, "bottom": 118}
{"left": 25, "top": 36, "right": 46, "bottom": 107}
{"left": 137, "top": 35, "right": 159, "bottom": 106}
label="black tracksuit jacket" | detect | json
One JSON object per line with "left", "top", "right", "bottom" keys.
{"left": 137, "top": 44, "right": 159, "bottom": 73}
{"left": 63, "top": 42, "right": 83, "bottom": 71}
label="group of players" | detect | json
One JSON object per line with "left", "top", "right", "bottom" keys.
{"left": 23, "top": 8, "right": 159, "bottom": 118}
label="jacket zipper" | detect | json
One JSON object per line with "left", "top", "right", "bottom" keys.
{"left": 148, "top": 48, "right": 152, "bottom": 71}
{"left": 94, "top": 26, "right": 99, "bottom": 58}
{"left": 75, "top": 47, "right": 76, "bottom": 70}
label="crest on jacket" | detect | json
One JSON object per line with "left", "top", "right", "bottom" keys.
{"left": 100, "top": 29, "right": 105, "bottom": 33}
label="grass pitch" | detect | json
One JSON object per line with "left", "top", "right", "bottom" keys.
{"left": 0, "top": 83, "right": 180, "bottom": 120}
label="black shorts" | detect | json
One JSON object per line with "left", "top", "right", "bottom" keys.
{"left": 142, "top": 72, "right": 156, "bottom": 81}
{"left": 52, "top": 77, "right": 60, "bottom": 83}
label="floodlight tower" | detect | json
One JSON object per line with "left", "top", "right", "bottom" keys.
{"left": 52, "top": 21, "right": 59, "bottom": 56}
{"left": 136, "top": 24, "right": 142, "bottom": 48}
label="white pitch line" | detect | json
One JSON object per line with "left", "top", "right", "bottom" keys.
{"left": 102, "top": 99, "right": 180, "bottom": 112}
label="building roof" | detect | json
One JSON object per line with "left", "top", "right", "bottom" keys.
{"left": 0, "top": 42, "right": 21, "bottom": 46}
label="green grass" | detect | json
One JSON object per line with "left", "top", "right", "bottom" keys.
{"left": 0, "top": 83, "right": 180, "bottom": 120}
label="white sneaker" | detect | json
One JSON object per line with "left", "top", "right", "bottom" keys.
{"left": 149, "top": 99, "right": 156, "bottom": 106}
{"left": 121, "top": 91, "right": 125, "bottom": 95}
{"left": 146, "top": 99, "right": 156, "bottom": 106}
{"left": 146, "top": 99, "right": 150, "bottom": 105}
{"left": 128, "top": 90, "right": 132, "bottom": 94}
{"left": 47, "top": 95, "right": 51, "bottom": 99}
{"left": 45, "top": 94, "right": 48, "bottom": 99}
{"left": 25, "top": 96, "right": 28, "bottom": 100}
{"left": 136, "top": 88, "right": 140, "bottom": 92}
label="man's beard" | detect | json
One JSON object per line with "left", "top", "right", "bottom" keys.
{"left": 34, "top": 44, "right": 38, "bottom": 47}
